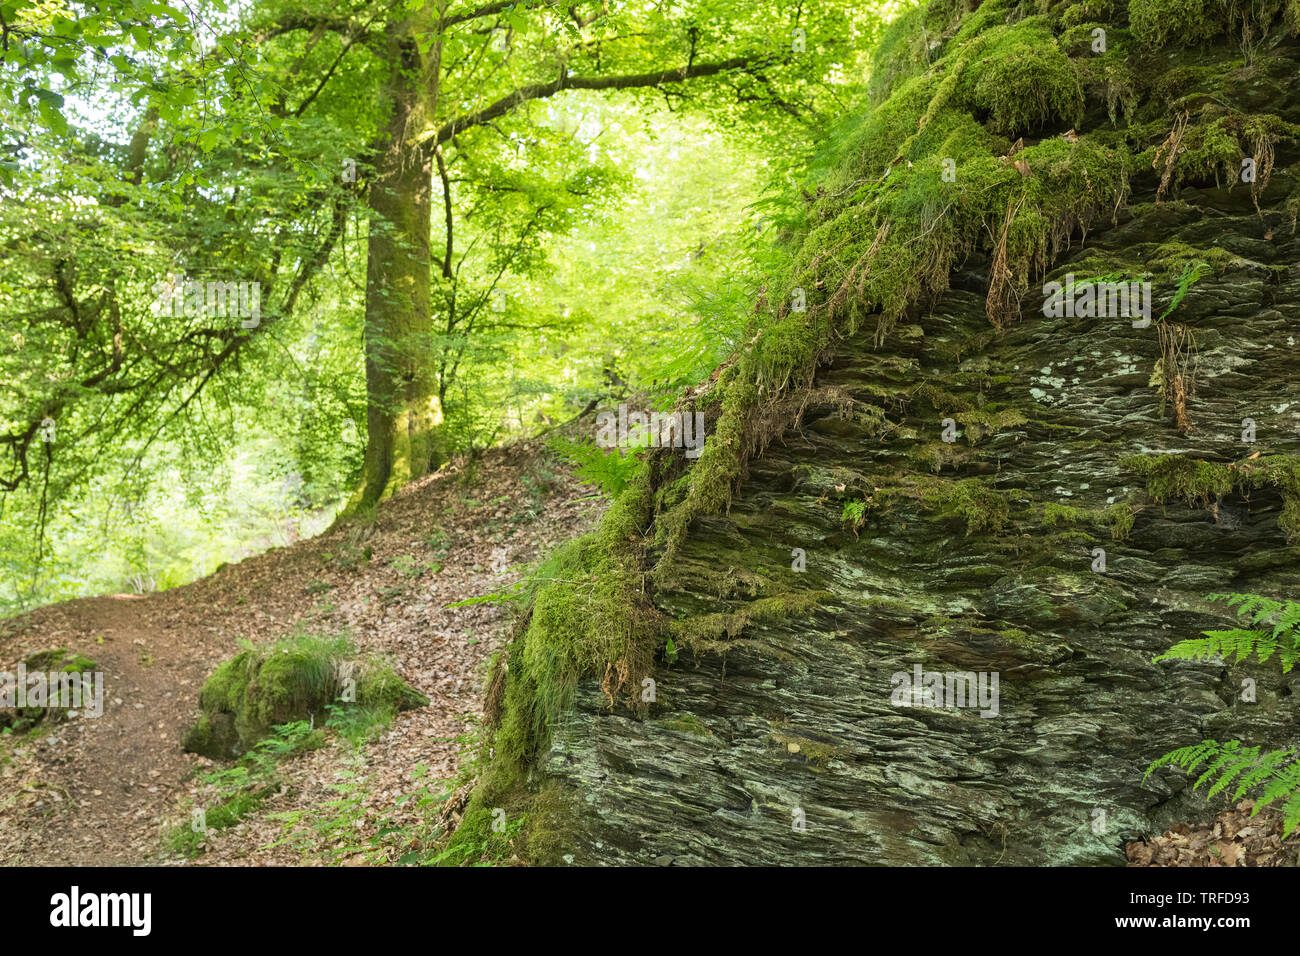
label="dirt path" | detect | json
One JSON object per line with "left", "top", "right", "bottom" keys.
{"left": 0, "top": 447, "right": 599, "bottom": 865}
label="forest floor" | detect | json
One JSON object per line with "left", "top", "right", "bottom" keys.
{"left": 0, "top": 441, "right": 1290, "bottom": 866}
{"left": 0, "top": 444, "right": 601, "bottom": 865}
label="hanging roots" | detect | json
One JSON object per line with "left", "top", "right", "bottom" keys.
{"left": 1250, "top": 132, "right": 1276, "bottom": 217}
{"left": 1157, "top": 319, "right": 1198, "bottom": 432}
{"left": 986, "top": 198, "right": 1024, "bottom": 330}
{"left": 1153, "top": 111, "right": 1189, "bottom": 204}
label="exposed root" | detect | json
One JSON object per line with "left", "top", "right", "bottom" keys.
{"left": 1154, "top": 111, "right": 1189, "bottom": 204}
{"left": 1250, "top": 132, "right": 1275, "bottom": 217}
{"left": 985, "top": 197, "right": 1025, "bottom": 330}
{"left": 1157, "top": 320, "right": 1198, "bottom": 433}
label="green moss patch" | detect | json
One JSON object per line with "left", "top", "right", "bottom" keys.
{"left": 1125, "top": 453, "right": 1300, "bottom": 539}
{"left": 182, "top": 632, "right": 427, "bottom": 759}
{"left": 0, "top": 648, "right": 99, "bottom": 734}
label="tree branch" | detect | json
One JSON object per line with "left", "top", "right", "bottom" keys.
{"left": 419, "top": 53, "right": 779, "bottom": 147}
{"left": 440, "top": 0, "right": 521, "bottom": 29}
{"left": 435, "top": 145, "right": 455, "bottom": 279}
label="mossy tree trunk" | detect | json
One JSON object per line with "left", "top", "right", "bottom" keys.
{"left": 353, "top": 13, "right": 446, "bottom": 511}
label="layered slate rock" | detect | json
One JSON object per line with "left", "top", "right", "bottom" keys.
{"left": 453, "top": 0, "right": 1300, "bottom": 865}
{"left": 545, "top": 188, "right": 1300, "bottom": 864}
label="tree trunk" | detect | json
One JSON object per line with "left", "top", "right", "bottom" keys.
{"left": 352, "top": 15, "right": 444, "bottom": 511}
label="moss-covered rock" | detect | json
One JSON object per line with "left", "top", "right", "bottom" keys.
{"left": 182, "top": 634, "right": 427, "bottom": 758}
{"left": 451, "top": 0, "right": 1300, "bottom": 865}
{"left": 0, "top": 648, "right": 99, "bottom": 734}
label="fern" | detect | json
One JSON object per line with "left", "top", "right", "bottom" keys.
{"left": 1156, "top": 261, "right": 1211, "bottom": 323}
{"left": 549, "top": 435, "right": 642, "bottom": 498}
{"left": 1153, "top": 591, "right": 1300, "bottom": 672}
{"left": 1145, "top": 740, "right": 1300, "bottom": 837}
{"left": 1148, "top": 591, "right": 1300, "bottom": 838}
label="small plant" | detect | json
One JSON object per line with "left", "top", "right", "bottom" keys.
{"left": 842, "top": 499, "right": 868, "bottom": 534}
{"left": 324, "top": 702, "right": 389, "bottom": 746}
{"left": 1148, "top": 592, "right": 1300, "bottom": 837}
{"left": 549, "top": 435, "right": 641, "bottom": 498}
{"left": 326, "top": 542, "right": 372, "bottom": 571}
{"left": 379, "top": 584, "right": 408, "bottom": 604}
{"left": 425, "top": 528, "right": 450, "bottom": 557}
{"left": 166, "top": 720, "right": 324, "bottom": 858}
{"left": 1145, "top": 741, "right": 1300, "bottom": 838}
{"left": 266, "top": 748, "right": 382, "bottom": 864}
{"left": 1155, "top": 592, "right": 1300, "bottom": 672}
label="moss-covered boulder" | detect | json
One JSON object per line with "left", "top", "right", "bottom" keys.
{"left": 0, "top": 648, "right": 99, "bottom": 733}
{"left": 182, "top": 635, "right": 427, "bottom": 759}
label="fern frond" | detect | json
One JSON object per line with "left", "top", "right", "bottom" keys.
{"left": 1199, "top": 745, "right": 1260, "bottom": 798}
{"left": 1206, "top": 591, "right": 1283, "bottom": 626}
{"left": 1272, "top": 600, "right": 1300, "bottom": 642}
{"left": 1282, "top": 790, "right": 1300, "bottom": 839}
{"left": 1151, "top": 740, "right": 1300, "bottom": 839}
{"left": 1144, "top": 740, "right": 1225, "bottom": 779}
{"left": 1255, "top": 757, "right": 1300, "bottom": 809}
{"left": 1232, "top": 748, "right": 1295, "bottom": 800}
{"left": 1154, "top": 628, "right": 1273, "bottom": 665}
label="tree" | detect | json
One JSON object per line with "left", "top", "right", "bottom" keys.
{"left": 0, "top": 0, "right": 872, "bottom": 596}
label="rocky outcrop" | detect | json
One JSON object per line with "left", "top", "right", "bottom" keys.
{"left": 453, "top": 0, "right": 1300, "bottom": 865}
{"left": 544, "top": 191, "right": 1300, "bottom": 864}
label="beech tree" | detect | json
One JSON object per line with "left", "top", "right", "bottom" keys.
{"left": 0, "top": 0, "right": 869, "bottom": 521}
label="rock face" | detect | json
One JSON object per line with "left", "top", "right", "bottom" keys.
{"left": 461, "top": 1, "right": 1300, "bottom": 865}
{"left": 542, "top": 190, "right": 1300, "bottom": 865}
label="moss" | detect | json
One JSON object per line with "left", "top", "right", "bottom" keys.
{"left": 356, "top": 663, "right": 429, "bottom": 713}
{"left": 1129, "top": 0, "right": 1298, "bottom": 50}
{"left": 662, "top": 713, "right": 713, "bottom": 737}
{"left": 670, "top": 590, "right": 833, "bottom": 650}
{"left": 1145, "top": 240, "right": 1239, "bottom": 278}
{"left": 910, "top": 383, "right": 974, "bottom": 414}
{"left": 1041, "top": 501, "right": 1133, "bottom": 540}
{"left": 444, "top": 473, "right": 664, "bottom": 862}
{"left": 21, "top": 648, "right": 97, "bottom": 673}
{"left": 961, "top": 17, "right": 1084, "bottom": 136}
{"left": 769, "top": 729, "right": 841, "bottom": 768}
{"left": 0, "top": 648, "right": 101, "bottom": 734}
{"left": 1129, "top": 0, "right": 1225, "bottom": 49}
{"left": 183, "top": 633, "right": 427, "bottom": 759}
{"left": 1043, "top": 502, "right": 1092, "bottom": 527}
{"left": 1124, "top": 453, "right": 1235, "bottom": 506}
{"left": 907, "top": 440, "right": 975, "bottom": 473}
{"left": 1125, "top": 453, "right": 1300, "bottom": 539}
{"left": 1106, "top": 502, "right": 1136, "bottom": 541}
{"left": 921, "top": 477, "right": 1013, "bottom": 535}
{"left": 955, "top": 406, "right": 1029, "bottom": 443}
{"left": 1138, "top": 113, "right": 1300, "bottom": 199}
